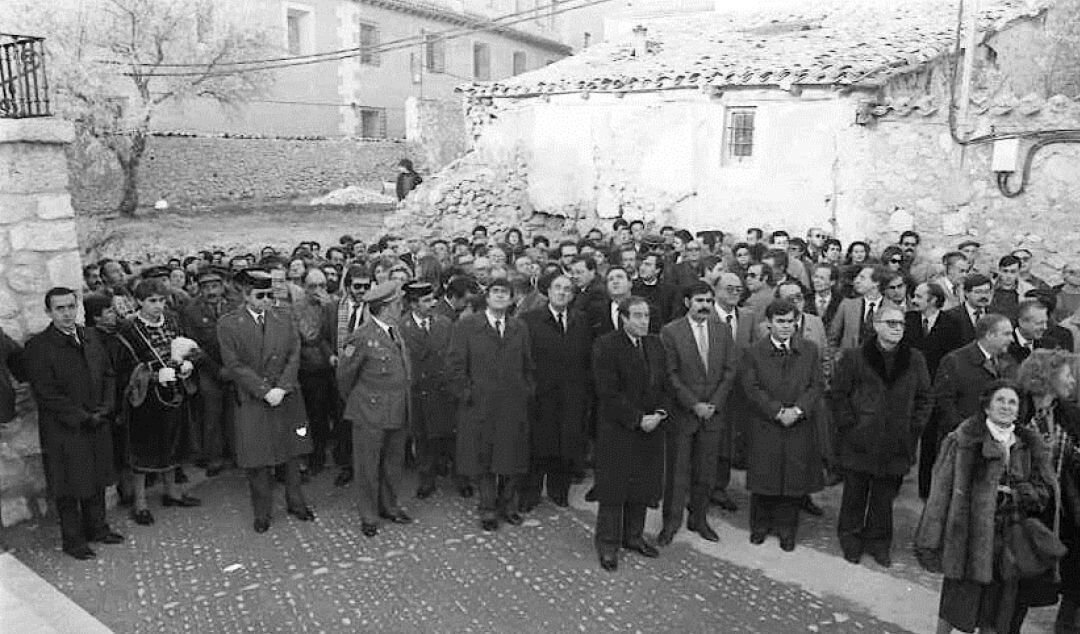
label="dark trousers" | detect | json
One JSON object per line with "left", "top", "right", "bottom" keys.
{"left": 917, "top": 419, "right": 939, "bottom": 499}
{"left": 197, "top": 372, "right": 233, "bottom": 465}
{"left": 246, "top": 458, "right": 307, "bottom": 522}
{"left": 56, "top": 491, "right": 108, "bottom": 550}
{"left": 417, "top": 435, "right": 456, "bottom": 487}
{"left": 299, "top": 368, "right": 334, "bottom": 468}
{"left": 749, "top": 494, "right": 801, "bottom": 540}
{"left": 333, "top": 413, "right": 352, "bottom": 470}
{"left": 595, "top": 503, "right": 647, "bottom": 558}
{"left": 521, "top": 456, "right": 572, "bottom": 506}
{"left": 663, "top": 418, "right": 720, "bottom": 528}
{"left": 837, "top": 470, "right": 902, "bottom": 558}
{"left": 476, "top": 473, "right": 520, "bottom": 521}
{"left": 352, "top": 424, "right": 405, "bottom": 523}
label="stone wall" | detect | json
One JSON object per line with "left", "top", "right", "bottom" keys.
{"left": 405, "top": 98, "right": 469, "bottom": 172}
{"left": 69, "top": 135, "right": 426, "bottom": 214}
{"left": 0, "top": 118, "right": 84, "bottom": 526}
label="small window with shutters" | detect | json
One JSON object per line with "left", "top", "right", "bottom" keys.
{"left": 473, "top": 42, "right": 491, "bottom": 80}
{"left": 358, "top": 107, "right": 387, "bottom": 139}
{"left": 424, "top": 32, "right": 446, "bottom": 73}
{"left": 725, "top": 107, "right": 756, "bottom": 163}
{"left": 358, "top": 21, "right": 380, "bottom": 66}
{"left": 512, "top": 51, "right": 527, "bottom": 76}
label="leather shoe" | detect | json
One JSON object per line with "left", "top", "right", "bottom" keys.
{"left": 780, "top": 538, "right": 796, "bottom": 552}
{"left": 334, "top": 468, "right": 354, "bottom": 487}
{"left": 599, "top": 554, "right": 618, "bottom": 572}
{"left": 690, "top": 521, "right": 720, "bottom": 542}
{"left": 480, "top": 518, "right": 499, "bottom": 532}
{"left": 162, "top": 494, "right": 201, "bottom": 508}
{"left": 549, "top": 494, "right": 569, "bottom": 508}
{"left": 584, "top": 486, "right": 598, "bottom": 502}
{"left": 843, "top": 551, "right": 863, "bottom": 564}
{"left": 502, "top": 512, "right": 524, "bottom": 526}
{"left": 253, "top": 518, "right": 270, "bottom": 533}
{"left": 91, "top": 531, "right": 125, "bottom": 545}
{"left": 656, "top": 526, "right": 677, "bottom": 547}
{"left": 458, "top": 484, "right": 475, "bottom": 499}
{"left": 749, "top": 532, "right": 767, "bottom": 545}
{"left": 63, "top": 544, "right": 96, "bottom": 560}
{"left": 871, "top": 551, "right": 892, "bottom": 568}
{"left": 287, "top": 507, "right": 315, "bottom": 522}
{"left": 361, "top": 522, "right": 378, "bottom": 538}
{"left": 623, "top": 540, "right": 660, "bottom": 558}
{"left": 416, "top": 483, "right": 436, "bottom": 499}
{"left": 800, "top": 496, "right": 824, "bottom": 517}
{"left": 379, "top": 511, "right": 413, "bottom": 525}
{"left": 710, "top": 492, "right": 738, "bottom": 512}
{"left": 131, "top": 509, "right": 155, "bottom": 525}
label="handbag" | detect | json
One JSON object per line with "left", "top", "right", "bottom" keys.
{"left": 1004, "top": 515, "right": 1067, "bottom": 579}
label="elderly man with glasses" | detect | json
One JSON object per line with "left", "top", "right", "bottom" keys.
{"left": 329, "top": 264, "right": 374, "bottom": 487}
{"left": 831, "top": 303, "right": 932, "bottom": 567}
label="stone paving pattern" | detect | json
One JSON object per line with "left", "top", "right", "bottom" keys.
{"left": 3, "top": 468, "right": 911, "bottom": 634}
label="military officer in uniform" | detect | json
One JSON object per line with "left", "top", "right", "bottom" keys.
{"left": 336, "top": 281, "right": 413, "bottom": 537}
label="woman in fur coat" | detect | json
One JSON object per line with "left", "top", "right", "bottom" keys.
{"left": 915, "top": 380, "right": 1056, "bottom": 634}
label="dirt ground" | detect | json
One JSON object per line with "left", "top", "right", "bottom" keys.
{"left": 81, "top": 202, "right": 393, "bottom": 260}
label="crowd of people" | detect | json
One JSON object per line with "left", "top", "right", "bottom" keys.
{"left": 6, "top": 218, "right": 1080, "bottom": 634}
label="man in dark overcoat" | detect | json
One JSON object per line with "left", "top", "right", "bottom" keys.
{"left": 832, "top": 303, "right": 932, "bottom": 567}
{"left": 217, "top": 269, "right": 313, "bottom": 533}
{"left": 398, "top": 281, "right": 459, "bottom": 499}
{"left": 25, "top": 287, "right": 123, "bottom": 559}
{"left": 592, "top": 296, "right": 669, "bottom": 572}
{"left": 933, "top": 313, "right": 1018, "bottom": 438}
{"left": 658, "top": 281, "right": 736, "bottom": 546}
{"left": 337, "top": 281, "right": 413, "bottom": 537}
{"left": 741, "top": 298, "right": 824, "bottom": 552}
{"left": 520, "top": 273, "right": 592, "bottom": 510}
{"left": 446, "top": 277, "right": 535, "bottom": 532}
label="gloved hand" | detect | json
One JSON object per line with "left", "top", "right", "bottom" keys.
{"left": 178, "top": 360, "right": 194, "bottom": 379}
{"left": 1014, "top": 481, "right": 1042, "bottom": 511}
{"left": 158, "top": 367, "right": 177, "bottom": 385}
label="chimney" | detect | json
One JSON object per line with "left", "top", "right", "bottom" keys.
{"left": 631, "top": 24, "right": 648, "bottom": 57}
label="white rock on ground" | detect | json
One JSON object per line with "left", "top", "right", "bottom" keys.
{"left": 310, "top": 186, "right": 395, "bottom": 206}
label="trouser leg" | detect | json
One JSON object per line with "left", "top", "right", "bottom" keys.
{"left": 547, "top": 458, "right": 571, "bottom": 500}
{"left": 520, "top": 457, "right": 545, "bottom": 509}
{"left": 749, "top": 493, "right": 772, "bottom": 536}
{"left": 662, "top": 425, "right": 692, "bottom": 529}
{"left": 333, "top": 414, "right": 353, "bottom": 469}
{"left": 595, "top": 504, "right": 623, "bottom": 558}
{"left": 623, "top": 503, "right": 648, "bottom": 545}
{"left": 918, "top": 420, "right": 939, "bottom": 500}
{"left": 476, "top": 473, "right": 497, "bottom": 521}
{"left": 81, "top": 489, "right": 109, "bottom": 538}
{"left": 1056, "top": 596, "right": 1080, "bottom": 633}
{"left": 691, "top": 424, "right": 720, "bottom": 519}
{"left": 299, "top": 370, "right": 333, "bottom": 469}
{"left": 378, "top": 429, "right": 406, "bottom": 515}
{"left": 838, "top": 470, "right": 871, "bottom": 557}
{"left": 496, "top": 474, "right": 520, "bottom": 518}
{"left": 773, "top": 496, "right": 801, "bottom": 542}
{"left": 246, "top": 467, "right": 272, "bottom": 522}
{"left": 863, "top": 475, "right": 902, "bottom": 556}
{"left": 199, "top": 373, "right": 226, "bottom": 465}
{"left": 353, "top": 424, "right": 384, "bottom": 523}
{"left": 417, "top": 435, "right": 437, "bottom": 489}
{"left": 282, "top": 458, "right": 308, "bottom": 512}
{"left": 56, "top": 497, "right": 87, "bottom": 550}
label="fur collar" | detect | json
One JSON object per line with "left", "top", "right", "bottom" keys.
{"left": 861, "top": 338, "right": 912, "bottom": 386}
{"left": 954, "top": 414, "right": 1038, "bottom": 459}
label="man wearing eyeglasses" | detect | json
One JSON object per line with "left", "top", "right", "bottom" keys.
{"left": 329, "top": 264, "right": 373, "bottom": 487}
{"left": 832, "top": 303, "right": 932, "bottom": 567}
{"left": 898, "top": 231, "right": 934, "bottom": 284}
{"left": 294, "top": 268, "right": 336, "bottom": 477}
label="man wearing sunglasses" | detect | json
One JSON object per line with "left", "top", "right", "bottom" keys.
{"left": 329, "top": 264, "right": 373, "bottom": 487}
{"left": 832, "top": 303, "right": 932, "bottom": 567}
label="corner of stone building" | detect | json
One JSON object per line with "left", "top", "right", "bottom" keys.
{"left": 0, "top": 117, "right": 84, "bottom": 526}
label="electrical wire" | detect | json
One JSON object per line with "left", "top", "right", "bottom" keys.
{"left": 111, "top": 0, "right": 614, "bottom": 77}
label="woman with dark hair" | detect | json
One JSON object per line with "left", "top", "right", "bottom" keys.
{"left": 503, "top": 227, "right": 526, "bottom": 259}
{"left": 916, "top": 380, "right": 1057, "bottom": 634}
{"left": 845, "top": 241, "right": 872, "bottom": 267}
{"left": 728, "top": 242, "right": 753, "bottom": 279}
{"left": 115, "top": 279, "right": 201, "bottom": 526}
{"left": 821, "top": 238, "right": 843, "bottom": 265}
{"left": 1016, "top": 350, "right": 1080, "bottom": 631}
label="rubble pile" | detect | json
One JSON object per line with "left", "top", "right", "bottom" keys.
{"left": 310, "top": 185, "right": 395, "bottom": 206}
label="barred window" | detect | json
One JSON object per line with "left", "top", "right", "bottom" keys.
{"left": 424, "top": 32, "right": 446, "bottom": 73}
{"left": 358, "top": 21, "right": 380, "bottom": 66}
{"left": 358, "top": 107, "right": 387, "bottom": 139}
{"left": 512, "top": 51, "right": 527, "bottom": 76}
{"left": 726, "top": 108, "right": 756, "bottom": 159}
{"left": 473, "top": 42, "right": 491, "bottom": 80}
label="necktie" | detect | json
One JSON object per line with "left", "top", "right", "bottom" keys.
{"left": 694, "top": 320, "right": 709, "bottom": 371}
{"left": 922, "top": 316, "right": 930, "bottom": 336}
{"left": 557, "top": 311, "right": 566, "bottom": 333}
{"left": 256, "top": 313, "right": 265, "bottom": 333}
{"left": 496, "top": 318, "right": 504, "bottom": 338}
{"left": 725, "top": 313, "right": 734, "bottom": 332}
{"left": 349, "top": 304, "right": 361, "bottom": 333}
{"left": 388, "top": 326, "right": 398, "bottom": 343}
{"left": 973, "top": 307, "right": 984, "bottom": 322}
{"left": 865, "top": 300, "right": 877, "bottom": 325}
{"left": 422, "top": 318, "right": 430, "bottom": 333}
{"left": 782, "top": 341, "right": 790, "bottom": 355}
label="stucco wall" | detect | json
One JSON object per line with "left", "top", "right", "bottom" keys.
{"left": 405, "top": 98, "right": 469, "bottom": 171}
{"left": 69, "top": 136, "right": 421, "bottom": 214}
{"left": 0, "top": 118, "right": 84, "bottom": 526}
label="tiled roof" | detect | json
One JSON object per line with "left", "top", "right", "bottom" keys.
{"left": 462, "top": 0, "right": 1049, "bottom": 97}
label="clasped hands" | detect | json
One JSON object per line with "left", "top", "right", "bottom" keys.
{"left": 776, "top": 407, "right": 801, "bottom": 427}
{"left": 639, "top": 409, "right": 668, "bottom": 433}
{"left": 157, "top": 361, "right": 194, "bottom": 385}
{"left": 263, "top": 387, "right": 287, "bottom": 407}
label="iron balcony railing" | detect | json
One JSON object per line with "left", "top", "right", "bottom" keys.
{"left": 0, "top": 33, "right": 50, "bottom": 118}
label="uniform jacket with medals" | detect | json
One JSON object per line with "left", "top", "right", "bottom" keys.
{"left": 336, "top": 318, "right": 411, "bottom": 431}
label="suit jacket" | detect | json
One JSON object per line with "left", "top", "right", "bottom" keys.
{"left": 217, "top": 308, "right": 311, "bottom": 468}
{"left": 632, "top": 278, "right": 680, "bottom": 333}
{"left": 807, "top": 289, "right": 843, "bottom": 330}
{"left": 828, "top": 296, "right": 880, "bottom": 351}
{"left": 902, "top": 310, "right": 963, "bottom": 381}
{"left": 336, "top": 319, "right": 411, "bottom": 430}
{"left": 1005, "top": 329, "right": 1070, "bottom": 366}
{"left": 933, "top": 341, "right": 1018, "bottom": 437}
{"left": 713, "top": 306, "right": 756, "bottom": 351}
{"left": 942, "top": 303, "right": 992, "bottom": 347}
{"left": 756, "top": 313, "right": 827, "bottom": 352}
{"left": 660, "top": 316, "right": 737, "bottom": 427}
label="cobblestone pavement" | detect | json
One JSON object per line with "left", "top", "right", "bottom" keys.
{"left": 3, "top": 467, "right": 914, "bottom": 634}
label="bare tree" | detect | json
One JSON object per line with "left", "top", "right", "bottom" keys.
{"left": 10, "top": 0, "right": 276, "bottom": 216}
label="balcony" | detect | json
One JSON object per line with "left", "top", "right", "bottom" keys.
{"left": 0, "top": 33, "right": 50, "bottom": 119}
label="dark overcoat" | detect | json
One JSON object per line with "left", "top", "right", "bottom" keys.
{"left": 446, "top": 312, "right": 534, "bottom": 476}
{"left": 832, "top": 339, "right": 933, "bottom": 476}
{"left": 0, "top": 327, "right": 26, "bottom": 424}
{"left": 217, "top": 308, "right": 311, "bottom": 469}
{"left": 335, "top": 319, "right": 410, "bottom": 430}
{"left": 399, "top": 313, "right": 454, "bottom": 438}
{"left": 522, "top": 306, "right": 592, "bottom": 461}
{"left": 741, "top": 336, "right": 824, "bottom": 497}
{"left": 592, "top": 331, "right": 669, "bottom": 506}
{"left": 934, "top": 341, "right": 1018, "bottom": 437}
{"left": 24, "top": 325, "right": 116, "bottom": 498}
{"left": 915, "top": 416, "right": 1054, "bottom": 584}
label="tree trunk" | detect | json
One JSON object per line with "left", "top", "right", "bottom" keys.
{"left": 115, "top": 132, "right": 146, "bottom": 217}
